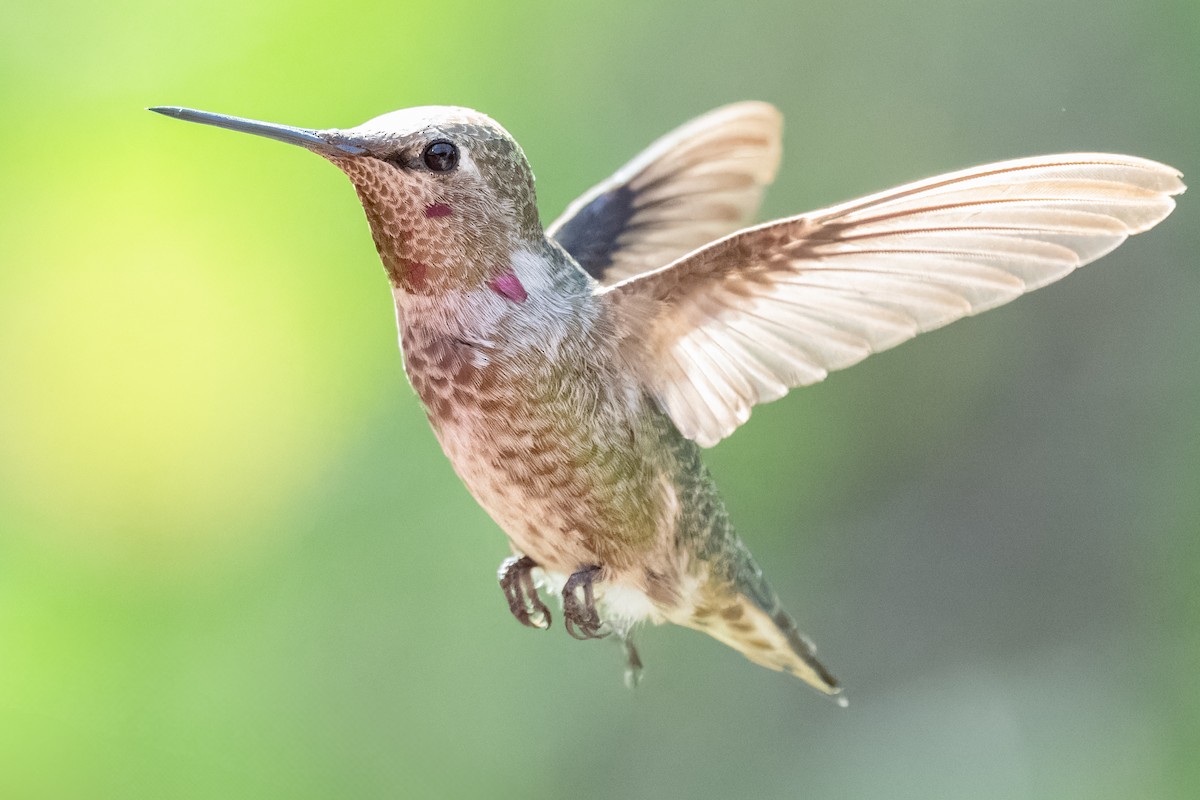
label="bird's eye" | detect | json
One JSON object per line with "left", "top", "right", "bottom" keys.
{"left": 422, "top": 140, "right": 458, "bottom": 172}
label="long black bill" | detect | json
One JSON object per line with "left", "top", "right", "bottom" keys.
{"left": 148, "top": 106, "right": 366, "bottom": 157}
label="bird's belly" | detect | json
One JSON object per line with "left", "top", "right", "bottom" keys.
{"left": 431, "top": 402, "right": 666, "bottom": 575}
{"left": 400, "top": 329, "right": 689, "bottom": 601}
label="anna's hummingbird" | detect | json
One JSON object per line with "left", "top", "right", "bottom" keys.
{"left": 151, "top": 102, "right": 1183, "bottom": 698}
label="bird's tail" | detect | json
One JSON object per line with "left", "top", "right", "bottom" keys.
{"left": 680, "top": 579, "right": 843, "bottom": 700}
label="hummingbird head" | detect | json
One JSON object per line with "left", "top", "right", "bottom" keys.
{"left": 151, "top": 105, "right": 542, "bottom": 295}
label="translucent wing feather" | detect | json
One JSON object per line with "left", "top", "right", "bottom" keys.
{"left": 604, "top": 154, "right": 1185, "bottom": 447}
{"left": 548, "top": 102, "right": 782, "bottom": 284}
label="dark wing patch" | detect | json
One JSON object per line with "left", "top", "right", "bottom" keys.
{"left": 547, "top": 102, "right": 783, "bottom": 285}
{"left": 549, "top": 184, "right": 636, "bottom": 280}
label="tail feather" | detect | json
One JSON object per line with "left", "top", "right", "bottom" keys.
{"left": 684, "top": 592, "right": 842, "bottom": 699}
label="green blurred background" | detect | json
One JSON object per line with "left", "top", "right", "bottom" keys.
{"left": 1, "top": 0, "right": 1197, "bottom": 797}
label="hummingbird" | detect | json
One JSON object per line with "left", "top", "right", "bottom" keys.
{"left": 151, "top": 101, "right": 1183, "bottom": 698}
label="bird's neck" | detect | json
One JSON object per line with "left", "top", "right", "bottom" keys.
{"left": 393, "top": 240, "right": 597, "bottom": 349}
{"left": 370, "top": 215, "right": 552, "bottom": 299}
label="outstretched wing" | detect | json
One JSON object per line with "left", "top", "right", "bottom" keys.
{"left": 547, "top": 102, "right": 782, "bottom": 285}
{"left": 604, "top": 154, "right": 1185, "bottom": 447}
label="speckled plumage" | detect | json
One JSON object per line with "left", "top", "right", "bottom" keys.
{"left": 152, "top": 101, "right": 1183, "bottom": 697}
{"left": 386, "top": 199, "right": 831, "bottom": 686}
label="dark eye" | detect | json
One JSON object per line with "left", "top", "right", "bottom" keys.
{"left": 422, "top": 140, "right": 458, "bottom": 172}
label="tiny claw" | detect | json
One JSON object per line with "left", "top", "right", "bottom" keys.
{"left": 498, "top": 555, "right": 552, "bottom": 630}
{"left": 622, "top": 637, "right": 644, "bottom": 689}
{"left": 562, "top": 565, "right": 607, "bottom": 640}
{"left": 518, "top": 565, "right": 551, "bottom": 629}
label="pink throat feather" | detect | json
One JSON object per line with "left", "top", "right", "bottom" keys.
{"left": 488, "top": 272, "right": 528, "bottom": 303}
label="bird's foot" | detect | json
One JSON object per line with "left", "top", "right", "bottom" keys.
{"left": 498, "top": 554, "right": 551, "bottom": 630}
{"left": 562, "top": 565, "right": 608, "bottom": 640}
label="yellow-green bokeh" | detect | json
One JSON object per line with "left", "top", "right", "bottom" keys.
{"left": 2, "top": 0, "right": 1198, "bottom": 797}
